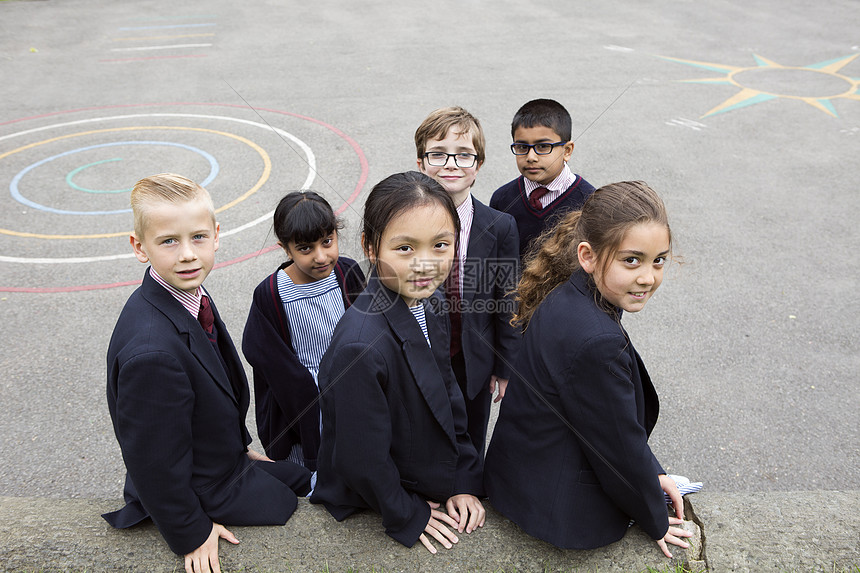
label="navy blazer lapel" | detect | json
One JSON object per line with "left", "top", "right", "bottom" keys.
{"left": 139, "top": 271, "right": 238, "bottom": 404}
{"left": 462, "top": 200, "right": 497, "bottom": 306}
{"left": 208, "top": 295, "right": 246, "bottom": 408}
{"left": 368, "top": 278, "right": 457, "bottom": 444}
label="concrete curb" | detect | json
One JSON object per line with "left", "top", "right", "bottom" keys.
{"left": 689, "top": 490, "right": 859, "bottom": 572}
{"left": 1, "top": 492, "right": 857, "bottom": 572}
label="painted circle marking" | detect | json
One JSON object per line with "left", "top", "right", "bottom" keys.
{"left": 66, "top": 159, "right": 130, "bottom": 194}
{"left": 0, "top": 124, "right": 272, "bottom": 238}
{"left": 0, "top": 104, "right": 367, "bottom": 292}
{"left": 11, "top": 140, "right": 220, "bottom": 214}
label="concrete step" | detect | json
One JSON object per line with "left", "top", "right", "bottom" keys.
{"left": 1, "top": 491, "right": 857, "bottom": 572}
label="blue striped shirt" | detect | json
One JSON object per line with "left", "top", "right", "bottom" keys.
{"left": 276, "top": 269, "right": 345, "bottom": 387}
{"left": 409, "top": 302, "right": 431, "bottom": 347}
{"left": 278, "top": 269, "right": 344, "bottom": 475}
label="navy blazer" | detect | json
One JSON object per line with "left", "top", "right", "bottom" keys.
{"left": 455, "top": 198, "right": 520, "bottom": 398}
{"left": 310, "top": 276, "right": 483, "bottom": 547}
{"left": 243, "top": 258, "right": 365, "bottom": 468}
{"left": 103, "top": 270, "right": 308, "bottom": 555}
{"left": 484, "top": 270, "right": 668, "bottom": 549}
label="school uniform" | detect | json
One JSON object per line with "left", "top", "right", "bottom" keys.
{"left": 310, "top": 275, "right": 483, "bottom": 547}
{"left": 483, "top": 270, "right": 668, "bottom": 549}
{"left": 103, "top": 269, "right": 310, "bottom": 555}
{"left": 490, "top": 167, "right": 595, "bottom": 258}
{"left": 243, "top": 258, "right": 365, "bottom": 468}
{"left": 436, "top": 197, "right": 520, "bottom": 457}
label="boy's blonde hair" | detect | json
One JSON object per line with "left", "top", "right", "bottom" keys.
{"left": 131, "top": 173, "right": 215, "bottom": 238}
{"left": 414, "top": 106, "right": 486, "bottom": 165}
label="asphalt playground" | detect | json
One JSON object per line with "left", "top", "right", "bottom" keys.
{"left": 0, "top": 0, "right": 858, "bottom": 510}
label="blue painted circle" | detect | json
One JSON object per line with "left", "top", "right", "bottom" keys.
{"left": 10, "top": 141, "right": 220, "bottom": 215}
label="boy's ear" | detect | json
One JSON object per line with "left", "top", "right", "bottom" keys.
{"left": 130, "top": 234, "right": 149, "bottom": 263}
{"left": 562, "top": 141, "right": 574, "bottom": 163}
{"left": 577, "top": 241, "right": 596, "bottom": 274}
{"left": 416, "top": 156, "right": 425, "bottom": 173}
{"left": 213, "top": 222, "right": 220, "bottom": 252}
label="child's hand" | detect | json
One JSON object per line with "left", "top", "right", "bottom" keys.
{"left": 445, "top": 494, "right": 486, "bottom": 533}
{"left": 246, "top": 448, "right": 273, "bottom": 463}
{"left": 418, "top": 501, "right": 460, "bottom": 554}
{"left": 488, "top": 376, "right": 509, "bottom": 403}
{"left": 184, "top": 523, "right": 239, "bottom": 573}
{"left": 655, "top": 516, "right": 692, "bottom": 559}
{"left": 658, "top": 474, "right": 684, "bottom": 519}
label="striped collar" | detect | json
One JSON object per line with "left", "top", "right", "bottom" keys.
{"left": 149, "top": 267, "right": 206, "bottom": 319}
{"left": 455, "top": 193, "right": 474, "bottom": 258}
{"left": 523, "top": 163, "right": 575, "bottom": 195}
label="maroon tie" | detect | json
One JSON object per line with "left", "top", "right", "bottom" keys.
{"left": 529, "top": 186, "right": 550, "bottom": 210}
{"left": 198, "top": 295, "right": 214, "bottom": 334}
{"left": 446, "top": 259, "right": 462, "bottom": 357}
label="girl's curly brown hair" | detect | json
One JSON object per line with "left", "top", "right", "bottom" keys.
{"left": 513, "top": 181, "right": 671, "bottom": 329}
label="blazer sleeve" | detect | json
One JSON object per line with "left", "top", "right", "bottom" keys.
{"left": 243, "top": 284, "right": 321, "bottom": 467}
{"left": 325, "top": 341, "right": 430, "bottom": 547}
{"left": 556, "top": 333, "right": 669, "bottom": 541}
{"left": 113, "top": 351, "right": 212, "bottom": 555}
{"left": 491, "top": 213, "right": 521, "bottom": 380}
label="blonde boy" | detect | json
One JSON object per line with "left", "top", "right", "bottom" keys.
{"left": 103, "top": 174, "right": 309, "bottom": 573}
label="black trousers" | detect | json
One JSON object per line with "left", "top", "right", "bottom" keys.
{"left": 256, "top": 458, "right": 313, "bottom": 497}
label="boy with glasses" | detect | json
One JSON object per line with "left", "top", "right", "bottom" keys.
{"left": 490, "top": 99, "right": 596, "bottom": 259}
{"left": 415, "top": 106, "right": 520, "bottom": 459}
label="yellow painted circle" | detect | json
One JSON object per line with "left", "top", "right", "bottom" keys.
{"left": 727, "top": 66, "right": 859, "bottom": 99}
{"left": 0, "top": 126, "right": 271, "bottom": 239}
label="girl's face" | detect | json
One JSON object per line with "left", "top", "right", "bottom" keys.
{"left": 281, "top": 232, "right": 339, "bottom": 284}
{"left": 368, "top": 202, "right": 456, "bottom": 307}
{"left": 578, "top": 222, "right": 670, "bottom": 313}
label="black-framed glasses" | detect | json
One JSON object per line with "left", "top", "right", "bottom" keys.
{"left": 510, "top": 142, "right": 567, "bottom": 155}
{"left": 423, "top": 151, "right": 479, "bottom": 168}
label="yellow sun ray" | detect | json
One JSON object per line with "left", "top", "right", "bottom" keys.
{"left": 812, "top": 54, "right": 858, "bottom": 74}
{"left": 657, "top": 55, "right": 743, "bottom": 74}
{"left": 752, "top": 54, "right": 783, "bottom": 68}
{"left": 702, "top": 88, "right": 776, "bottom": 117}
{"left": 800, "top": 97, "right": 838, "bottom": 117}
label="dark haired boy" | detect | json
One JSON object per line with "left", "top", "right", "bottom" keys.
{"left": 490, "top": 99, "right": 596, "bottom": 259}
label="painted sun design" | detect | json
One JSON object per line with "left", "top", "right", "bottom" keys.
{"left": 659, "top": 53, "right": 860, "bottom": 118}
